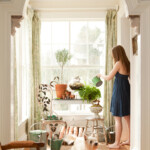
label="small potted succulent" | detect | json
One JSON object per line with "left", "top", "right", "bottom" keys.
{"left": 77, "top": 84, "right": 102, "bottom": 118}
{"left": 55, "top": 49, "right": 72, "bottom": 98}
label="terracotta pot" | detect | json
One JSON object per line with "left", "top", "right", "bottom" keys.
{"left": 70, "top": 95, "right": 75, "bottom": 99}
{"left": 55, "top": 84, "right": 67, "bottom": 99}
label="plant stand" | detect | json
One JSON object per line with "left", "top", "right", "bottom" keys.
{"left": 84, "top": 117, "right": 107, "bottom": 144}
{"left": 90, "top": 107, "right": 102, "bottom": 118}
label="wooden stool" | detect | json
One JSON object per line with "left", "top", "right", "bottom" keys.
{"left": 85, "top": 117, "right": 107, "bottom": 144}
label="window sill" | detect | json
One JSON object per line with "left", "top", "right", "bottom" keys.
{"left": 54, "top": 111, "right": 103, "bottom": 116}
{"left": 52, "top": 99, "right": 91, "bottom": 104}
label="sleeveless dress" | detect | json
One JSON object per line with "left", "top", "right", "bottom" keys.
{"left": 110, "top": 72, "right": 130, "bottom": 117}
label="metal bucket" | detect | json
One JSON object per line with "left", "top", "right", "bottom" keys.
{"left": 92, "top": 76, "right": 103, "bottom": 87}
{"left": 29, "top": 123, "right": 47, "bottom": 150}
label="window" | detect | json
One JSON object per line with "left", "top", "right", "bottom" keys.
{"left": 15, "top": 19, "right": 30, "bottom": 124}
{"left": 40, "top": 20, "right": 105, "bottom": 115}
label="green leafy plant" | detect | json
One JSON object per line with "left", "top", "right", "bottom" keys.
{"left": 55, "top": 49, "right": 72, "bottom": 83}
{"left": 77, "top": 84, "right": 101, "bottom": 103}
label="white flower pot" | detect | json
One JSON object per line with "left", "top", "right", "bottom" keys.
{"left": 90, "top": 106, "right": 103, "bottom": 118}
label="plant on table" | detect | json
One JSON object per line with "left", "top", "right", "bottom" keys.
{"left": 77, "top": 84, "right": 102, "bottom": 118}
{"left": 37, "top": 84, "right": 51, "bottom": 120}
{"left": 55, "top": 49, "right": 72, "bottom": 83}
{"left": 55, "top": 49, "right": 72, "bottom": 98}
{"left": 77, "top": 84, "right": 101, "bottom": 103}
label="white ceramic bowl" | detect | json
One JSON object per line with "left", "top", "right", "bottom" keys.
{"left": 90, "top": 106, "right": 103, "bottom": 118}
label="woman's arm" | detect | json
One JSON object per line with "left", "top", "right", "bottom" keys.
{"left": 97, "top": 62, "right": 120, "bottom": 81}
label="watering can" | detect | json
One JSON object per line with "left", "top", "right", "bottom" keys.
{"left": 50, "top": 138, "right": 63, "bottom": 150}
{"left": 92, "top": 76, "right": 103, "bottom": 87}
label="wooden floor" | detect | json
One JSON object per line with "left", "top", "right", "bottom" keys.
{"left": 60, "top": 137, "right": 130, "bottom": 150}
{"left": 30, "top": 118, "right": 130, "bottom": 150}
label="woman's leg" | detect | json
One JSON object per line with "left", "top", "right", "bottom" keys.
{"left": 121, "top": 115, "right": 130, "bottom": 145}
{"left": 108, "top": 116, "right": 122, "bottom": 148}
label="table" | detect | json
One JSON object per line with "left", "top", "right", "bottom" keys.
{"left": 52, "top": 99, "right": 90, "bottom": 104}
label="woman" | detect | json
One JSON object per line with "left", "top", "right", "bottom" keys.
{"left": 97, "top": 45, "right": 130, "bottom": 149}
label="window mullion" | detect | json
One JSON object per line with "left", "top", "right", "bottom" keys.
{"left": 87, "top": 22, "right": 89, "bottom": 65}
{"left": 69, "top": 21, "right": 71, "bottom": 55}
{"left": 19, "top": 26, "right": 23, "bottom": 124}
{"left": 87, "top": 22, "right": 90, "bottom": 81}
{"left": 51, "top": 22, "right": 53, "bottom": 65}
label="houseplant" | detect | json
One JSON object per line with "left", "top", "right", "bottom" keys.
{"left": 55, "top": 49, "right": 72, "bottom": 98}
{"left": 37, "top": 84, "right": 51, "bottom": 120}
{"left": 77, "top": 84, "right": 102, "bottom": 118}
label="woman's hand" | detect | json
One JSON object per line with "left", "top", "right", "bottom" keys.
{"left": 97, "top": 73, "right": 101, "bottom": 78}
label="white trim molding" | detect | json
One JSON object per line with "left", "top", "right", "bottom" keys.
{"left": 129, "top": 15, "right": 140, "bottom": 35}
{"left": 125, "top": 0, "right": 150, "bottom": 16}
{"left": 11, "top": 16, "right": 23, "bottom": 36}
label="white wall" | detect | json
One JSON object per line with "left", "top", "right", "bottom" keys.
{"left": 0, "top": 0, "right": 27, "bottom": 144}
{"left": 39, "top": 11, "right": 106, "bottom": 20}
{"left": 140, "top": 6, "right": 150, "bottom": 150}
{"left": 117, "top": 0, "right": 130, "bottom": 141}
{"left": 124, "top": 0, "right": 150, "bottom": 150}
{"left": 0, "top": 4, "right": 11, "bottom": 144}
{"left": 117, "top": 0, "right": 130, "bottom": 59}
{"left": 130, "top": 32, "right": 141, "bottom": 150}
{"left": 30, "top": 0, "right": 119, "bottom": 10}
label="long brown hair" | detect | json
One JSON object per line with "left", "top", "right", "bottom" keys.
{"left": 112, "top": 45, "right": 130, "bottom": 73}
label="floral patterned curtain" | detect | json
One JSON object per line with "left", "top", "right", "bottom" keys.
{"left": 104, "top": 9, "right": 117, "bottom": 128}
{"left": 29, "top": 10, "right": 42, "bottom": 131}
{"left": 13, "top": 9, "right": 41, "bottom": 140}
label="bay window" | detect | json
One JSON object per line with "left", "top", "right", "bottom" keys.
{"left": 40, "top": 19, "right": 105, "bottom": 115}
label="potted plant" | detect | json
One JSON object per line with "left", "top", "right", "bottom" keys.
{"left": 55, "top": 49, "right": 72, "bottom": 98}
{"left": 77, "top": 84, "right": 102, "bottom": 118}
{"left": 37, "top": 84, "right": 51, "bottom": 120}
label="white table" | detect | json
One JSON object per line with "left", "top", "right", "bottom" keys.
{"left": 52, "top": 99, "right": 90, "bottom": 104}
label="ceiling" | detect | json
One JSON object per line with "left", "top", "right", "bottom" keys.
{"left": 29, "top": 0, "right": 119, "bottom": 10}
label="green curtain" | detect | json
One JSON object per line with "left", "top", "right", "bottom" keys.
{"left": 104, "top": 10, "right": 117, "bottom": 128}
{"left": 27, "top": 10, "right": 42, "bottom": 133}
{"left": 31, "top": 11, "right": 42, "bottom": 126}
{"left": 13, "top": 9, "right": 42, "bottom": 140}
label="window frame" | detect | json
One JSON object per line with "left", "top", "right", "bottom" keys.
{"left": 15, "top": 19, "right": 30, "bottom": 125}
{"left": 40, "top": 18, "right": 106, "bottom": 115}
{"left": 40, "top": 18, "right": 106, "bottom": 67}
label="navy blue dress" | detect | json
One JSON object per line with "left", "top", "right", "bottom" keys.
{"left": 110, "top": 72, "right": 130, "bottom": 117}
